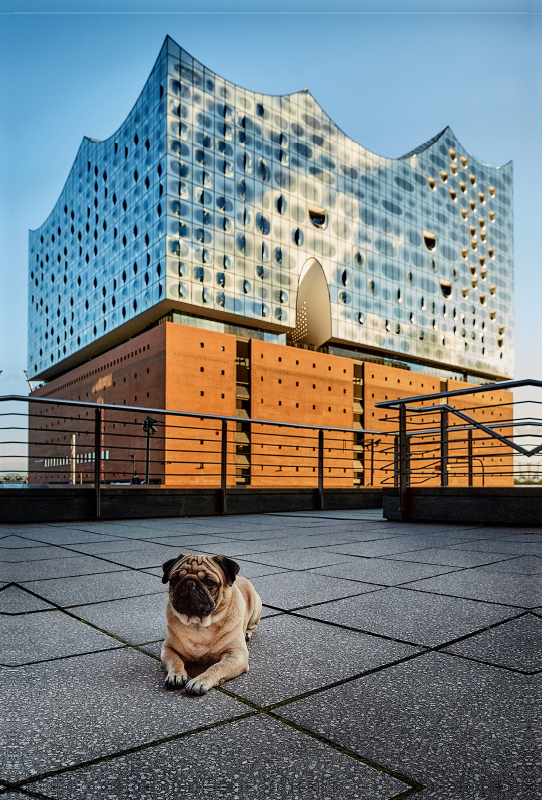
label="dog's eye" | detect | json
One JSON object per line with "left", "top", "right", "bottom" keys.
{"left": 205, "top": 578, "right": 217, "bottom": 589}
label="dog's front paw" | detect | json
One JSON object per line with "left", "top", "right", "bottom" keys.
{"left": 165, "top": 671, "right": 188, "bottom": 690}
{"left": 184, "top": 676, "right": 212, "bottom": 696}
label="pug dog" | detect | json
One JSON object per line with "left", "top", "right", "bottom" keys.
{"left": 161, "top": 553, "right": 262, "bottom": 696}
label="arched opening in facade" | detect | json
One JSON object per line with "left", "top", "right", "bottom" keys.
{"left": 292, "top": 258, "right": 332, "bottom": 347}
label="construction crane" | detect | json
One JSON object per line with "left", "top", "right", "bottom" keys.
{"left": 24, "top": 370, "right": 35, "bottom": 392}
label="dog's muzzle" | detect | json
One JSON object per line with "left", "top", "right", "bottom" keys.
{"left": 172, "top": 577, "right": 215, "bottom": 618}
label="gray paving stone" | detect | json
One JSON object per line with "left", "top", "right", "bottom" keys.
{"left": 235, "top": 547, "right": 353, "bottom": 570}
{"left": 448, "top": 540, "right": 542, "bottom": 556}
{"left": 0, "top": 586, "right": 55, "bottom": 614}
{"left": 1, "top": 555, "right": 127, "bottom": 583}
{"left": 386, "top": 547, "right": 518, "bottom": 568}
{"left": 444, "top": 614, "right": 542, "bottom": 672}
{"left": 74, "top": 593, "right": 169, "bottom": 645}
{"left": 3, "top": 648, "right": 246, "bottom": 784}
{"left": 1, "top": 545, "right": 80, "bottom": 563}
{"left": 0, "top": 535, "right": 51, "bottom": 548}
{"left": 29, "top": 714, "right": 407, "bottom": 800}
{"left": 12, "top": 529, "right": 124, "bottom": 546}
{"left": 197, "top": 532, "right": 369, "bottom": 553}
{"left": 299, "top": 587, "right": 515, "bottom": 647}
{"left": 410, "top": 568, "right": 541, "bottom": 608}
{"left": 95, "top": 544, "right": 206, "bottom": 570}
{"left": 194, "top": 539, "right": 292, "bottom": 558}
{"left": 495, "top": 534, "right": 542, "bottom": 543}
{"left": 128, "top": 534, "right": 231, "bottom": 548}
{"left": 281, "top": 652, "right": 535, "bottom": 799}
{"left": 326, "top": 538, "right": 436, "bottom": 558}
{"left": 474, "top": 555, "right": 542, "bottom": 574}
{"left": 61, "top": 538, "right": 143, "bottom": 554}
{"left": 310, "top": 557, "right": 457, "bottom": 586}
{"left": 21, "top": 569, "right": 163, "bottom": 607}
{"left": 3, "top": 610, "right": 122, "bottom": 666}
{"left": 226, "top": 614, "right": 420, "bottom": 706}
{"left": 227, "top": 559, "right": 289, "bottom": 580}
{"left": 47, "top": 523, "right": 149, "bottom": 537}
{"left": 252, "top": 571, "right": 379, "bottom": 610}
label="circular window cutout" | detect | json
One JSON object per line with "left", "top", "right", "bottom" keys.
{"left": 489, "top": 210, "right": 496, "bottom": 222}
{"left": 450, "top": 163, "right": 458, "bottom": 176}
{"left": 440, "top": 170, "right": 448, "bottom": 183}
{"left": 423, "top": 230, "right": 437, "bottom": 251}
{"left": 354, "top": 251, "right": 366, "bottom": 268}
{"left": 308, "top": 207, "right": 327, "bottom": 229}
{"left": 449, "top": 148, "right": 457, "bottom": 162}
{"left": 427, "top": 177, "right": 437, "bottom": 191}
{"left": 478, "top": 192, "right": 485, "bottom": 205}
{"left": 460, "top": 208, "right": 469, "bottom": 220}
{"left": 490, "top": 285, "right": 497, "bottom": 296}
{"left": 488, "top": 246, "right": 495, "bottom": 259}
{"left": 469, "top": 199, "right": 476, "bottom": 212}
{"left": 459, "top": 181, "right": 467, "bottom": 194}
{"left": 488, "top": 185, "right": 496, "bottom": 198}
{"left": 469, "top": 173, "right": 476, "bottom": 186}
{"left": 449, "top": 189, "right": 457, "bottom": 202}
{"left": 440, "top": 279, "right": 452, "bottom": 298}
{"left": 460, "top": 156, "right": 468, "bottom": 168}
{"left": 276, "top": 194, "right": 287, "bottom": 214}
{"left": 480, "top": 266, "right": 487, "bottom": 280}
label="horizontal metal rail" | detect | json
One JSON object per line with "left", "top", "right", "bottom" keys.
{"left": 375, "top": 378, "right": 542, "bottom": 409}
{"left": 0, "top": 395, "right": 387, "bottom": 437}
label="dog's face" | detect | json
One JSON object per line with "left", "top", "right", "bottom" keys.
{"left": 161, "top": 553, "right": 240, "bottom": 619}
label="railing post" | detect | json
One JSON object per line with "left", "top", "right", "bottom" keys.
{"left": 317, "top": 428, "right": 324, "bottom": 510}
{"left": 468, "top": 428, "right": 473, "bottom": 486}
{"left": 441, "top": 408, "right": 448, "bottom": 487}
{"left": 393, "top": 436, "right": 399, "bottom": 487}
{"left": 399, "top": 405, "right": 409, "bottom": 520}
{"left": 221, "top": 418, "right": 228, "bottom": 515}
{"left": 94, "top": 407, "right": 102, "bottom": 519}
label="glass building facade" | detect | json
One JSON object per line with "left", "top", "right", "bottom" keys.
{"left": 29, "top": 36, "right": 514, "bottom": 381}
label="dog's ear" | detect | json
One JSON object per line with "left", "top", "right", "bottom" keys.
{"left": 161, "top": 555, "right": 184, "bottom": 584}
{"left": 212, "top": 555, "right": 240, "bottom": 587}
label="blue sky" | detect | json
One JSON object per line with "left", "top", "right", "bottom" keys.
{"left": 1, "top": 1, "right": 541, "bottom": 400}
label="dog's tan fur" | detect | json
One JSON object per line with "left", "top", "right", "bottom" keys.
{"left": 161, "top": 553, "right": 262, "bottom": 695}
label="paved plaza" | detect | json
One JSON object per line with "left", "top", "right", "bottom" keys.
{"left": 2, "top": 509, "right": 540, "bottom": 799}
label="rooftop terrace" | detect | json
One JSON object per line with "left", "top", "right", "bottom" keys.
{"left": 3, "top": 509, "right": 539, "bottom": 798}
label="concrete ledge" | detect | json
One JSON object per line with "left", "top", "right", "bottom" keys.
{"left": 383, "top": 486, "right": 542, "bottom": 526}
{"left": 0, "top": 486, "right": 383, "bottom": 524}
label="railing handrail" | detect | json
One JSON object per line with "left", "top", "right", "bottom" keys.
{"left": 0, "top": 395, "right": 390, "bottom": 438}
{"left": 375, "top": 378, "right": 542, "bottom": 409}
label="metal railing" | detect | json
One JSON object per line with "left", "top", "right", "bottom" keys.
{"left": 376, "top": 379, "right": 542, "bottom": 517}
{"left": 0, "top": 395, "right": 394, "bottom": 517}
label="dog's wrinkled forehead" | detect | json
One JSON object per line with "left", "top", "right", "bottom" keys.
{"left": 161, "top": 552, "right": 240, "bottom": 586}
{"left": 175, "top": 555, "right": 221, "bottom": 579}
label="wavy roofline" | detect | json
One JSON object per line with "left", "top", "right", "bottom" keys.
{"left": 30, "top": 35, "right": 512, "bottom": 236}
